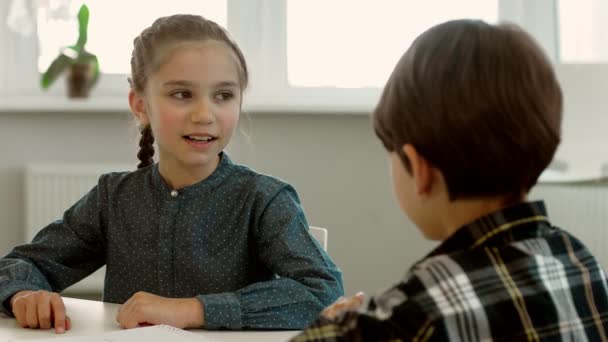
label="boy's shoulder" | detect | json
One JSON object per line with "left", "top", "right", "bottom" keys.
{"left": 393, "top": 225, "right": 608, "bottom": 335}
{"left": 403, "top": 228, "right": 566, "bottom": 302}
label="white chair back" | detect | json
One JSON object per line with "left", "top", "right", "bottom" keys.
{"left": 309, "top": 226, "right": 328, "bottom": 251}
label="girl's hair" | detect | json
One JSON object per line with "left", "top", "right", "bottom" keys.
{"left": 130, "top": 14, "right": 249, "bottom": 168}
{"left": 373, "top": 19, "right": 562, "bottom": 201}
{"left": 137, "top": 125, "right": 155, "bottom": 169}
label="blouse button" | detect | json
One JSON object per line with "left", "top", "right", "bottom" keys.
{"left": 170, "top": 190, "right": 178, "bottom": 198}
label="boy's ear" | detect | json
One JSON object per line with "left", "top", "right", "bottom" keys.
{"left": 402, "top": 144, "right": 434, "bottom": 195}
{"left": 128, "top": 90, "right": 149, "bottom": 126}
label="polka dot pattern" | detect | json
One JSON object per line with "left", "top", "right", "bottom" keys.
{"left": 0, "top": 153, "right": 344, "bottom": 329}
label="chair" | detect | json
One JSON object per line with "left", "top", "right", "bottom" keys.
{"left": 309, "top": 226, "right": 328, "bottom": 251}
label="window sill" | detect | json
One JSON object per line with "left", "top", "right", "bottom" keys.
{"left": 0, "top": 95, "right": 130, "bottom": 113}
{"left": 0, "top": 94, "right": 376, "bottom": 115}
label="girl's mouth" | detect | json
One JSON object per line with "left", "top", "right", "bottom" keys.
{"left": 183, "top": 135, "right": 217, "bottom": 149}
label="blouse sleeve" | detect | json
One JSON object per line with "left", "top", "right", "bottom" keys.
{"left": 0, "top": 181, "right": 107, "bottom": 315}
{"left": 199, "top": 184, "right": 344, "bottom": 330}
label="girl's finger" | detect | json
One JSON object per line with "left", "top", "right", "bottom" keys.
{"left": 37, "top": 294, "right": 52, "bottom": 329}
{"left": 123, "top": 304, "right": 144, "bottom": 329}
{"left": 116, "top": 297, "right": 134, "bottom": 325}
{"left": 12, "top": 298, "right": 27, "bottom": 328}
{"left": 50, "top": 295, "right": 67, "bottom": 334}
{"left": 25, "top": 296, "right": 39, "bottom": 328}
{"left": 117, "top": 298, "right": 140, "bottom": 329}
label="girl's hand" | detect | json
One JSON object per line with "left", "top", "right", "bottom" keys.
{"left": 116, "top": 291, "right": 204, "bottom": 329}
{"left": 321, "top": 292, "right": 365, "bottom": 320}
{"left": 10, "top": 290, "right": 72, "bottom": 334}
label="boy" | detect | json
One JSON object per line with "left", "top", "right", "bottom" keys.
{"left": 294, "top": 19, "right": 608, "bottom": 341}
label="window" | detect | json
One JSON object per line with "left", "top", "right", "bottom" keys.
{"left": 37, "top": 1, "right": 227, "bottom": 74}
{"left": 558, "top": 0, "right": 608, "bottom": 63}
{"left": 1, "top": 0, "right": 607, "bottom": 112}
{"left": 287, "top": 0, "right": 498, "bottom": 88}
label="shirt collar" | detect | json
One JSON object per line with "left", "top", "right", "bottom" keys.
{"left": 151, "top": 152, "right": 235, "bottom": 199}
{"left": 427, "top": 200, "right": 551, "bottom": 257}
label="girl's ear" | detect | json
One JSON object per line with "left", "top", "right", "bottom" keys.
{"left": 129, "top": 90, "right": 149, "bottom": 126}
{"left": 402, "top": 144, "right": 434, "bottom": 195}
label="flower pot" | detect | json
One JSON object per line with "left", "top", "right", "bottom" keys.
{"left": 67, "top": 63, "right": 95, "bottom": 98}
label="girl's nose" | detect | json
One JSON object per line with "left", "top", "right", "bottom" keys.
{"left": 191, "top": 99, "right": 214, "bottom": 124}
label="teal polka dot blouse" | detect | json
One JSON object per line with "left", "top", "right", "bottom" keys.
{"left": 0, "top": 153, "right": 344, "bottom": 330}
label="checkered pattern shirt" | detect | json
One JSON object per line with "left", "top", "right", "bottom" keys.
{"left": 293, "top": 201, "right": 608, "bottom": 341}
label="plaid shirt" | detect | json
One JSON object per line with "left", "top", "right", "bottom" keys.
{"left": 293, "top": 201, "right": 608, "bottom": 341}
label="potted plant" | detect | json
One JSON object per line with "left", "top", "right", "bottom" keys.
{"left": 41, "top": 4, "right": 100, "bottom": 98}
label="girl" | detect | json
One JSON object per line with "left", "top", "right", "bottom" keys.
{"left": 0, "top": 14, "right": 343, "bottom": 333}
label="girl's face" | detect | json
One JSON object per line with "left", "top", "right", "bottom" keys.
{"left": 135, "top": 40, "right": 242, "bottom": 179}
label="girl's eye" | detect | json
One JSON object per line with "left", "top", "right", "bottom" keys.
{"left": 215, "top": 91, "right": 234, "bottom": 102}
{"left": 171, "top": 91, "right": 192, "bottom": 100}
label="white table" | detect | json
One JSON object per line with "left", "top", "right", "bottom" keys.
{"left": 0, "top": 297, "right": 299, "bottom": 341}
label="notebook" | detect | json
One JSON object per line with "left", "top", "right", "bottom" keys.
{"left": 8, "top": 325, "right": 220, "bottom": 342}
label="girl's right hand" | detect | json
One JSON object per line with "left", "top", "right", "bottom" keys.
{"left": 10, "top": 290, "right": 71, "bottom": 334}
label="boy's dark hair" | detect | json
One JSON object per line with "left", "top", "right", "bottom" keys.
{"left": 373, "top": 19, "right": 562, "bottom": 201}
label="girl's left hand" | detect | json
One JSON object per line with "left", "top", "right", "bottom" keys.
{"left": 321, "top": 292, "right": 365, "bottom": 320}
{"left": 116, "top": 291, "right": 204, "bottom": 329}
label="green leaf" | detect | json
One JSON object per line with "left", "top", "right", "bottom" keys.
{"left": 41, "top": 54, "right": 73, "bottom": 89}
{"left": 75, "top": 4, "right": 89, "bottom": 52}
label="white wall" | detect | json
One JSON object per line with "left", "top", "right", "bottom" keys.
{"left": 0, "top": 111, "right": 435, "bottom": 298}
{"left": 0, "top": 112, "right": 135, "bottom": 250}
{"left": 552, "top": 64, "right": 608, "bottom": 178}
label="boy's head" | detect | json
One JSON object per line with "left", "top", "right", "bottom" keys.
{"left": 373, "top": 19, "right": 562, "bottom": 238}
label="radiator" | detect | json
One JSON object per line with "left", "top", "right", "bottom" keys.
{"left": 24, "top": 163, "right": 132, "bottom": 294}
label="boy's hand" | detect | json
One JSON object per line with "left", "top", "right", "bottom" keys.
{"left": 322, "top": 292, "right": 365, "bottom": 320}
{"left": 10, "top": 290, "right": 71, "bottom": 334}
{"left": 116, "top": 291, "right": 204, "bottom": 329}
